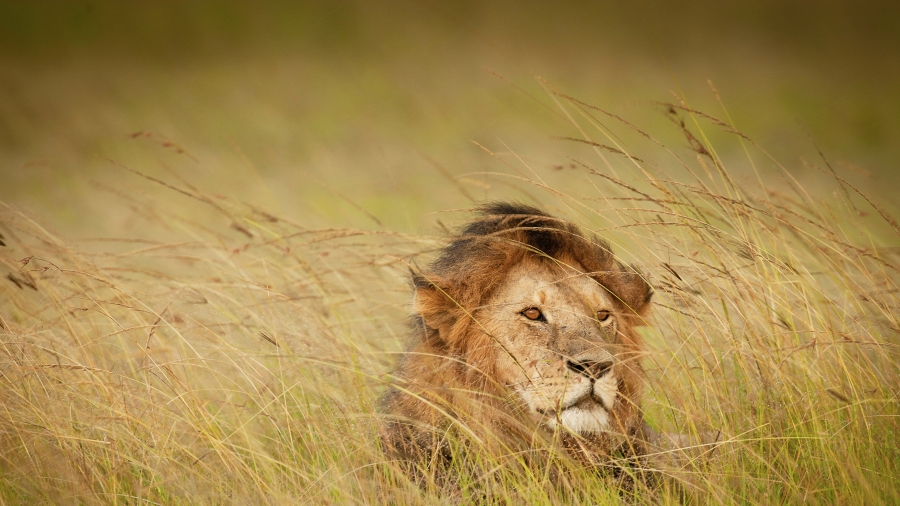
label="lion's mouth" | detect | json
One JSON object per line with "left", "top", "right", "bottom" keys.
{"left": 524, "top": 369, "right": 619, "bottom": 435}
{"left": 580, "top": 392, "right": 613, "bottom": 411}
{"left": 539, "top": 395, "right": 614, "bottom": 434}
{"left": 537, "top": 391, "right": 610, "bottom": 416}
{"left": 529, "top": 373, "right": 621, "bottom": 435}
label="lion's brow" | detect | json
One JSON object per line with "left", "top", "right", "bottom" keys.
{"left": 532, "top": 271, "right": 624, "bottom": 295}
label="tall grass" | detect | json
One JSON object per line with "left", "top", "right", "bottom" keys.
{"left": 0, "top": 90, "right": 898, "bottom": 504}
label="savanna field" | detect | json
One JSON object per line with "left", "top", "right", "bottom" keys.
{"left": 1, "top": 1, "right": 899, "bottom": 504}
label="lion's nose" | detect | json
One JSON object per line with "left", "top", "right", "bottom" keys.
{"left": 566, "top": 359, "right": 613, "bottom": 380}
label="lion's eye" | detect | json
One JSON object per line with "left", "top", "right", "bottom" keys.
{"left": 522, "top": 308, "right": 543, "bottom": 321}
{"left": 597, "top": 309, "right": 612, "bottom": 322}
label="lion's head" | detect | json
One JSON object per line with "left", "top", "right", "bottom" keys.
{"left": 381, "top": 203, "right": 653, "bottom": 466}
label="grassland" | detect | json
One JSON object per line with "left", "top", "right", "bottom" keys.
{"left": 1, "top": 1, "right": 899, "bottom": 504}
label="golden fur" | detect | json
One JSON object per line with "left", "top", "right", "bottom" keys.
{"left": 380, "top": 203, "right": 654, "bottom": 472}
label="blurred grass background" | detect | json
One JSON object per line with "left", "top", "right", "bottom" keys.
{"left": 2, "top": 3, "right": 900, "bottom": 503}
{"left": 1, "top": 0, "right": 898, "bottom": 236}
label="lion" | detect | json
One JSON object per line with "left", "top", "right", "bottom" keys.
{"left": 380, "top": 202, "right": 662, "bottom": 480}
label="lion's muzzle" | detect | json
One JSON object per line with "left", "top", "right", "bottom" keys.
{"left": 520, "top": 357, "right": 620, "bottom": 435}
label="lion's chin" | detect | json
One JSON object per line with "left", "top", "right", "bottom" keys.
{"left": 545, "top": 400, "right": 611, "bottom": 434}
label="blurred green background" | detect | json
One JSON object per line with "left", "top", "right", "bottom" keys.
{"left": 1, "top": 0, "right": 898, "bottom": 236}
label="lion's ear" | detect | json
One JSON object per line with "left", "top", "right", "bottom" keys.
{"left": 612, "top": 264, "right": 653, "bottom": 324}
{"left": 411, "top": 272, "right": 460, "bottom": 331}
{"left": 632, "top": 287, "right": 653, "bottom": 323}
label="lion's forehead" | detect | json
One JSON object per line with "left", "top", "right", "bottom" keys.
{"left": 489, "top": 260, "right": 614, "bottom": 313}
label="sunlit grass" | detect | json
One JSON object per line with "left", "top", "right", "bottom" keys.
{"left": 1, "top": 89, "right": 898, "bottom": 504}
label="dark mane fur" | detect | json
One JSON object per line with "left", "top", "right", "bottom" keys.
{"left": 416, "top": 202, "right": 652, "bottom": 318}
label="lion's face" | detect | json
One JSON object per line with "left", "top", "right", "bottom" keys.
{"left": 477, "top": 257, "right": 638, "bottom": 436}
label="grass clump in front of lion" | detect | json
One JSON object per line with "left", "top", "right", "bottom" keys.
{"left": 0, "top": 90, "right": 898, "bottom": 504}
